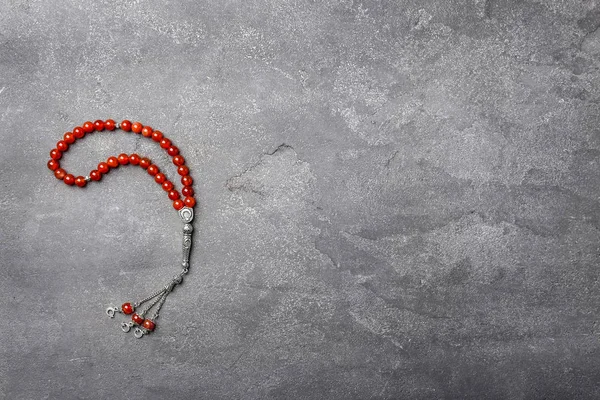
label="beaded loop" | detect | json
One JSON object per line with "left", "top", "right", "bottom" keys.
{"left": 47, "top": 119, "right": 196, "bottom": 211}
{"left": 48, "top": 119, "right": 197, "bottom": 337}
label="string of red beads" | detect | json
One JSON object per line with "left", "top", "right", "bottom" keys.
{"left": 47, "top": 119, "right": 196, "bottom": 211}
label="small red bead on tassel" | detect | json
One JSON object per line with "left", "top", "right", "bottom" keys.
{"left": 132, "top": 313, "right": 144, "bottom": 325}
{"left": 142, "top": 319, "right": 156, "bottom": 331}
{"left": 121, "top": 302, "right": 134, "bottom": 315}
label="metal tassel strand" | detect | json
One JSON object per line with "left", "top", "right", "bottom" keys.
{"left": 106, "top": 207, "right": 194, "bottom": 338}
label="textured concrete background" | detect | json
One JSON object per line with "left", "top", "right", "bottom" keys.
{"left": 1, "top": 0, "right": 599, "bottom": 399}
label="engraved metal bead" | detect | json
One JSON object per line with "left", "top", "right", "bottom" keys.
{"left": 179, "top": 207, "right": 194, "bottom": 223}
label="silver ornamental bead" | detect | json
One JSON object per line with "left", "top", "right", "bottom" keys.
{"left": 179, "top": 207, "right": 194, "bottom": 223}
{"left": 182, "top": 222, "right": 193, "bottom": 269}
{"left": 85, "top": 176, "right": 92, "bottom": 182}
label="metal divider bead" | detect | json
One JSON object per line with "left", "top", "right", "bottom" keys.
{"left": 179, "top": 207, "right": 194, "bottom": 223}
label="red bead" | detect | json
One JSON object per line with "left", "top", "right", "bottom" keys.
{"left": 151, "top": 130, "right": 163, "bottom": 142}
{"left": 139, "top": 158, "right": 151, "bottom": 169}
{"left": 50, "top": 149, "right": 62, "bottom": 160}
{"left": 54, "top": 168, "right": 66, "bottom": 180}
{"left": 105, "top": 119, "right": 116, "bottom": 131}
{"left": 184, "top": 196, "right": 196, "bottom": 208}
{"left": 167, "top": 146, "right": 179, "bottom": 156}
{"left": 168, "top": 190, "right": 180, "bottom": 200}
{"left": 162, "top": 181, "right": 173, "bottom": 191}
{"left": 182, "top": 186, "right": 194, "bottom": 197}
{"left": 117, "top": 153, "right": 129, "bottom": 165}
{"left": 98, "top": 162, "right": 109, "bottom": 174}
{"left": 73, "top": 127, "right": 85, "bottom": 139}
{"left": 132, "top": 313, "right": 144, "bottom": 325}
{"left": 141, "top": 125, "right": 153, "bottom": 138}
{"left": 56, "top": 140, "right": 69, "bottom": 152}
{"left": 172, "top": 155, "right": 185, "bottom": 166}
{"left": 173, "top": 199, "right": 184, "bottom": 210}
{"left": 63, "top": 174, "right": 75, "bottom": 185}
{"left": 121, "top": 120, "right": 132, "bottom": 131}
{"left": 90, "top": 170, "right": 102, "bottom": 181}
{"left": 75, "top": 176, "right": 87, "bottom": 187}
{"left": 147, "top": 164, "right": 159, "bottom": 176}
{"left": 93, "top": 120, "right": 105, "bottom": 131}
{"left": 154, "top": 173, "right": 166, "bottom": 184}
{"left": 159, "top": 138, "right": 171, "bottom": 149}
{"left": 107, "top": 156, "right": 119, "bottom": 168}
{"left": 63, "top": 132, "right": 75, "bottom": 144}
{"left": 131, "top": 122, "right": 143, "bottom": 134}
{"left": 181, "top": 175, "right": 193, "bottom": 187}
{"left": 47, "top": 159, "right": 60, "bottom": 171}
{"left": 83, "top": 121, "right": 94, "bottom": 133}
{"left": 177, "top": 165, "right": 189, "bottom": 176}
{"left": 121, "top": 302, "right": 134, "bottom": 315}
{"left": 142, "top": 319, "right": 156, "bottom": 331}
{"left": 129, "top": 153, "right": 140, "bottom": 165}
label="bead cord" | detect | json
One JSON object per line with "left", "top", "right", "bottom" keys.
{"left": 47, "top": 119, "right": 196, "bottom": 211}
{"left": 49, "top": 119, "right": 196, "bottom": 338}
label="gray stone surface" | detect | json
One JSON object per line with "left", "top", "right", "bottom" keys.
{"left": 1, "top": 0, "right": 599, "bottom": 398}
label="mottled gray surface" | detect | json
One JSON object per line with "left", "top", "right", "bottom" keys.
{"left": 1, "top": 0, "right": 599, "bottom": 399}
